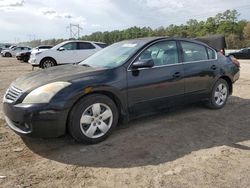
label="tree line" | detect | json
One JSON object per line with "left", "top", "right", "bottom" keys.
{"left": 22, "top": 10, "right": 250, "bottom": 49}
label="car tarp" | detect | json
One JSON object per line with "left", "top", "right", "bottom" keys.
{"left": 195, "top": 35, "right": 227, "bottom": 51}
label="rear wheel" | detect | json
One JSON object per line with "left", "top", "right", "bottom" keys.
{"left": 206, "top": 79, "right": 229, "bottom": 109}
{"left": 68, "top": 94, "right": 119, "bottom": 144}
{"left": 40, "top": 58, "right": 56, "bottom": 69}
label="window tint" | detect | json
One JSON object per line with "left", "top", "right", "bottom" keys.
{"left": 181, "top": 41, "right": 208, "bottom": 62}
{"left": 138, "top": 41, "right": 178, "bottom": 66}
{"left": 62, "top": 42, "right": 77, "bottom": 50}
{"left": 207, "top": 48, "right": 216, "bottom": 59}
{"left": 78, "top": 42, "right": 95, "bottom": 50}
{"left": 39, "top": 46, "right": 52, "bottom": 49}
{"left": 94, "top": 43, "right": 108, "bottom": 48}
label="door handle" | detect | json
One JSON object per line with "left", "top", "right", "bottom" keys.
{"left": 173, "top": 72, "right": 181, "bottom": 78}
{"left": 211, "top": 65, "right": 217, "bottom": 70}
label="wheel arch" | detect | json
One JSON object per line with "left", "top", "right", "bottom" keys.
{"left": 219, "top": 75, "right": 233, "bottom": 95}
{"left": 66, "top": 89, "right": 128, "bottom": 132}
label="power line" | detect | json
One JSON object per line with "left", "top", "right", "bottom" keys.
{"left": 66, "top": 24, "right": 83, "bottom": 39}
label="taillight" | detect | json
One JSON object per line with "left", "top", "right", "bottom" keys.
{"left": 229, "top": 55, "right": 240, "bottom": 67}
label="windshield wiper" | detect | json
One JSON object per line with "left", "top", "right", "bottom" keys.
{"left": 80, "top": 64, "right": 91, "bottom": 67}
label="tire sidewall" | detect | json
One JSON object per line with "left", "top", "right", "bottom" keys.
{"left": 69, "top": 94, "right": 119, "bottom": 144}
{"left": 210, "top": 79, "right": 229, "bottom": 109}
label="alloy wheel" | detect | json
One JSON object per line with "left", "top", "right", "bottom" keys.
{"left": 214, "top": 83, "right": 228, "bottom": 106}
{"left": 80, "top": 103, "right": 113, "bottom": 138}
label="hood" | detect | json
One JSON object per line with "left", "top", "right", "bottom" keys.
{"left": 12, "top": 65, "right": 103, "bottom": 91}
{"left": 1, "top": 49, "right": 10, "bottom": 53}
{"left": 31, "top": 48, "right": 50, "bottom": 54}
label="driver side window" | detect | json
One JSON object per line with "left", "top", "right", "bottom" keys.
{"left": 62, "top": 42, "right": 77, "bottom": 50}
{"left": 138, "top": 41, "right": 178, "bottom": 66}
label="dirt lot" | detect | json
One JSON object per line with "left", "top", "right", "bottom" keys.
{"left": 0, "top": 57, "right": 250, "bottom": 188}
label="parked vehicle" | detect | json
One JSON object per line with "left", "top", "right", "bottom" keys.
{"left": 0, "top": 44, "right": 11, "bottom": 53}
{"left": 16, "top": 51, "right": 31, "bottom": 62}
{"left": 16, "top": 45, "right": 53, "bottom": 62}
{"left": 29, "top": 41, "right": 107, "bottom": 68}
{"left": 1, "top": 46, "right": 31, "bottom": 57}
{"left": 3, "top": 37, "right": 240, "bottom": 144}
{"left": 228, "top": 48, "right": 250, "bottom": 59}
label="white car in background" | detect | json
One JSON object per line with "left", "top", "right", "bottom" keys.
{"left": 1, "top": 46, "right": 31, "bottom": 57}
{"left": 29, "top": 40, "right": 107, "bottom": 68}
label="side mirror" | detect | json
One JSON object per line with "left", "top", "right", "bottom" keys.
{"left": 132, "top": 59, "right": 154, "bottom": 69}
{"left": 58, "top": 47, "right": 65, "bottom": 51}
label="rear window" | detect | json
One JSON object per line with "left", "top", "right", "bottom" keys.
{"left": 181, "top": 41, "right": 208, "bottom": 62}
{"left": 94, "top": 43, "right": 108, "bottom": 48}
{"left": 207, "top": 48, "right": 216, "bottom": 59}
{"left": 39, "top": 46, "right": 52, "bottom": 49}
{"left": 78, "top": 42, "right": 95, "bottom": 50}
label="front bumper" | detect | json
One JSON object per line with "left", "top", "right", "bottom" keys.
{"left": 3, "top": 102, "right": 69, "bottom": 138}
{"left": 28, "top": 56, "right": 39, "bottom": 65}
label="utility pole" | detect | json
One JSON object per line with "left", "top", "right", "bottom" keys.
{"left": 67, "top": 24, "right": 83, "bottom": 39}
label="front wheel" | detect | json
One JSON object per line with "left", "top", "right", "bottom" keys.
{"left": 5, "top": 52, "right": 12, "bottom": 57}
{"left": 68, "top": 94, "right": 119, "bottom": 144}
{"left": 206, "top": 79, "right": 229, "bottom": 109}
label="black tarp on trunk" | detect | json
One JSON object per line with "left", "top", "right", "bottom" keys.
{"left": 195, "top": 35, "right": 227, "bottom": 51}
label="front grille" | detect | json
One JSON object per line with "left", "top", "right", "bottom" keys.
{"left": 4, "top": 86, "right": 22, "bottom": 103}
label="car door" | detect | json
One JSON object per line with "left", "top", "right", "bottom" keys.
{"left": 57, "top": 42, "right": 78, "bottom": 64}
{"left": 127, "top": 40, "right": 184, "bottom": 115}
{"left": 12, "top": 47, "right": 22, "bottom": 56}
{"left": 179, "top": 41, "right": 217, "bottom": 101}
{"left": 76, "top": 42, "right": 98, "bottom": 62}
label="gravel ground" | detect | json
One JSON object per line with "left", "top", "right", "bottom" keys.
{"left": 0, "top": 57, "right": 250, "bottom": 188}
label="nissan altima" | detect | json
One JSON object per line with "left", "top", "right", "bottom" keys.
{"left": 3, "top": 37, "right": 240, "bottom": 144}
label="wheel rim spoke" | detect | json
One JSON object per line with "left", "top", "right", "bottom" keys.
{"left": 80, "top": 115, "right": 92, "bottom": 124}
{"left": 218, "top": 84, "right": 223, "bottom": 91}
{"left": 85, "top": 124, "right": 97, "bottom": 137}
{"left": 221, "top": 87, "right": 227, "bottom": 95}
{"left": 80, "top": 102, "right": 113, "bottom": 139}
{"left": 101, "top": 109, "right": 112, "bottom": 120}
{"left": 92, "top": 103, "right": 101, "bottom": 116}
{"left": 98, "top": 121, "right": 109, "bottom": 134}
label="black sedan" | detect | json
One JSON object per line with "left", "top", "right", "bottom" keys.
{"left": 3, "top": 37, "right": 240, "bottom": 144}
{"left": 16, "top": 51, "right": 31, "bottom": 62}
{"left": 228, "top": 48, "right": 250, "bottom": 59}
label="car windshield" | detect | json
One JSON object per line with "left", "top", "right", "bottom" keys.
{"left": 79, "top": 40, "right": 147, "bottom": 68}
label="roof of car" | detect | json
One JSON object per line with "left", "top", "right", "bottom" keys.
{"left": 66, "top": 40, "right": 107, "bottom": 44}
{"left": 121, "top": 36, "right": 212, "bottom": 47}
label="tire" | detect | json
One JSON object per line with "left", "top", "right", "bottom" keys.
{"left": 206, "top": 79, "right": 229, "bottom": 109}
{"left": 23, "top": 56, "right": 29, "bottom": 62}
{"left": 40, "top": 58, "right": 56, "bottom": 69}
{"left": 68, "top": 94, "right": 119, "bottom": 144}
{"left": 5, "top": 52, "right": 12, "bottom": 57}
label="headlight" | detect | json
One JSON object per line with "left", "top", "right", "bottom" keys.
{"left": 22, "top": 82, "right": 71, "bottom": 104}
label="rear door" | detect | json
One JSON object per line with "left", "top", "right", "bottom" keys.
{"left": 127, "top": 40, "right": 185, "bottom": 115}
{"left": 179, "top": 41, "right": 218, "bottom": 101}
{"left": 76, "top": 42, "right": 98, "bottom": 62}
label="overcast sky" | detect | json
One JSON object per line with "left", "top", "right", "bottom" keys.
{"left": 1, "top": 0, "right": 250, "bottom": 43}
